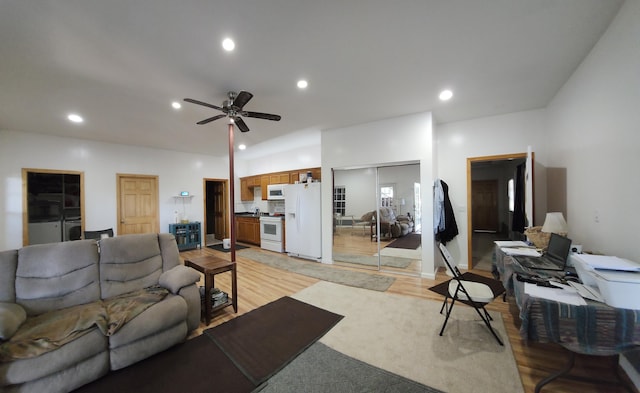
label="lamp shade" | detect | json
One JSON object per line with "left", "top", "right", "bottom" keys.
{"left": 541, "top": 212, "right": 568, "bottom": 234}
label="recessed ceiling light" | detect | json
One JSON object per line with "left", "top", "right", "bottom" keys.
{"left": 172, "top": 101, "right": 181, "bottom": 109}
{"left": 67, "top": 113, "right": 84, "bottom": 123}
{"left": 238, "top": 144, "right": 246, "bottom": 150}
{"left": 297, "top": 80, "right": 308, "bottom": 89}
{"left": 439, "top": 89, "right": 453, "bottom": 101}
{"left": 222, "top": 38, "right": 235, "bottom": 51}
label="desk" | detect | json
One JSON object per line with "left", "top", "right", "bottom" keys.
{"left": 494, "top": 246, "right": 640, "bottom": 353}
{"left": 494, "top": 246, "right": 640, "bottom": 391}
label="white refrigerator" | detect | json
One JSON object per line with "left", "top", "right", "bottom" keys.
{"left": 285, "top": 182, "right": 322, "bottom": 261}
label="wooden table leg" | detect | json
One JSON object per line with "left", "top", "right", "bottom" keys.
{"left": 204, "top": 272, "right": 214, "bottom": 325}
{"left": 231, "top": 263, "right": 238, "bottom": 312}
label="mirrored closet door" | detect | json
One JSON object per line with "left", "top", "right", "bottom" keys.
{"left": 332, "top": 163, "right": 421, "bottom": 276}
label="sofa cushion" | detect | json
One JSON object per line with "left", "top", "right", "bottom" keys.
{"left": 0, "top": 303, "right": 26, "bottom": 340}
{"left": 16, "top": 240, "right": 100, "bottom": 316}
{"left": 99, "top": 234, "right": 164, "bottom": 299}
{"left": 109, "top": 321, "right": 187, "bottom": 371}
{"left": 8, "top": 351, "right": 110, "bottom": 393}
{"left": 108, "top": 294, "right": 187, "bottom": 349}
{"left": 378, "top": 207, "right": 396, "bottom": 222}
{"left": 0, "top": 328, "right": 108, "bottom": 386}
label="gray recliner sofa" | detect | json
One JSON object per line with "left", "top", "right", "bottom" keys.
{"left": 0, "top": 233, "right": 201, "bottom": 393}
{"left": 362, "top": 207, "right": 414, "bottom": 239}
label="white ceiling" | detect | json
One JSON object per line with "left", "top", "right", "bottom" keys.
{"left": 0, "top": 0, "right": 623, "bottom": 158}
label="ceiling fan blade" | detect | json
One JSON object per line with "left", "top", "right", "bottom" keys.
{"left": 234, "top": 117, "right": 250, "bottom": 132}
{"left": 245, "top": 111, "right": 281, "bottom": 121}
{"left": 184, "top": 98, "right": 223, "bottom": 111}
{"left": 232, "top": 91, "right": 253, "bottom": 109}
{"left": 196, "top": 114, "right": 226, "bottom": 125}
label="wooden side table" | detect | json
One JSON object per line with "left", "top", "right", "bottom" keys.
{"left": 184, "top": 255, "right": 237, "bottom": 325}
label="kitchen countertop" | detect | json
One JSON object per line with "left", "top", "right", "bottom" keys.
{"left": 235, "top": 212, "right": 284, "bottom": 219}
{"left": 235, "top": 212, "right": 266, "bottom": 217}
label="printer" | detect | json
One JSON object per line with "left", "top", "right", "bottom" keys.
{"left": 571, "top": 253, "right": 640, "bottom": 310}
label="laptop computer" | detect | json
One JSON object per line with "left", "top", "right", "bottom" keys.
{"left": 514, "top": 233, "right": 572, "bottom": 271}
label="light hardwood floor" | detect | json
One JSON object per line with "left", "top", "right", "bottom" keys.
{"left": 182, "top": 234, "right": 635, "bottom": 393}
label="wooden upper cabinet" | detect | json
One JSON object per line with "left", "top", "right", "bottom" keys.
{"left": 247, "top": 176, "right": 261, "bottom": 187}
{"left": 289, "top": 168, "right": 321, "bottom": 183}
{"left": 240, "top": 178, "right": 253, "bottom": 201}
{"left": 242, "top": 168, "right": 321, "bottom": 200}
{"left": 261, "top": 175, "right": 269, "bottom": 200}
{"left": 309, "top": 168, "right": 321, "bottom": 182}
{"left": 269, "top": 173, "right": 290, "bottom": 184}
{"left": 289, "top": 171, "right": 299, "bottom": 184}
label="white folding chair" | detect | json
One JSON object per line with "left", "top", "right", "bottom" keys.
{"left": 438, "top": 243, "right": 504, "bottom": 345}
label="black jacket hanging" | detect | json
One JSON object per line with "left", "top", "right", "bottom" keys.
{"left": 436, "top": 180, "right": 459, "bottom": 244}
{"left": 512, "top": 163, "right": 526, "bottom": 233}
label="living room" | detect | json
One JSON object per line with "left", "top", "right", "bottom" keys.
{"left": 1, "top": 1, "right": 640, "bottom": 392}
{"left": 1, "top": 1, "right": 638, "bottom": 268}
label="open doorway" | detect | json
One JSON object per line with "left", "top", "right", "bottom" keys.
{"left": 203, "top": 178, "right": 229, "bottom": 246}
{"left": 22, "top": 168, "right": 84, "bottom": 246}
{"left": 467, "top": 153, "right": 529, "bottom": 271}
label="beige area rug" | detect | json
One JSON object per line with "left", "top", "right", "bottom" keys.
{"left": 377, "top": 246, "right": 422, "bottom": 259}
{"left": 292, "top": 281, "right": 524, "bottom": 393}
{"left": 332, "top": 252, "right": 412, "bottom": 268}
{"left": 238, "top": 249, "right": 395, "bottom": 291}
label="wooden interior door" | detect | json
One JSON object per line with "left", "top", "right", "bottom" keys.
{"left": 117, "top": 174, "right": 159, "bottom": 235}
{"left": 472, "top": 180, "right": 498, "bottom": 232}
{"left": 205, "top": 179, "right": 228, "bottom": 241}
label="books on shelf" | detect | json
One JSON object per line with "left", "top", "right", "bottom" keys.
{"left": 199, "top": 286, "right": 229, "bottom": 307}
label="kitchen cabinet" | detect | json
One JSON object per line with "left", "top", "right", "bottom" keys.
{"left": 289, "top": 168, "right": 321, "bottom": 183}
{"left": 269, "top": 173, "right": 290, "bottom": 184}
{"left": 235, "top": 216, "right": 260, "bottom": 245}
{"left": 242, "top": 168, "right": 321, "bottom": 200}
{"left": 240, "top": 178, "right": 252, "bottom": 201}
{"left": 310, "top": 168, "right": 322, "bottom": 182}
{"left": 247, "top": 176, "right": 261, "bottom": 187}
{"left": 261, "top": 176, "right": 269, "bottom": 200}
{"left": 240, "top": 175, "right": 261, "bottom": 201}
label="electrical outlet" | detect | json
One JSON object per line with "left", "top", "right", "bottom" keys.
{"left": 594, "top": 210, "right": 600, "bottom": 223}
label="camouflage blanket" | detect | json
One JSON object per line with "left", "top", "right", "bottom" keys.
{"left": 0, "top": 286, "right": 168, "bottom": 362}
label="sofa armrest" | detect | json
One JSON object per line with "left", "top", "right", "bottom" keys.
{"left": 159, "top": 265, "right": 201, "bottom": 294}
{"left": 0, "top": 302, "right": 27, "bottom": 340}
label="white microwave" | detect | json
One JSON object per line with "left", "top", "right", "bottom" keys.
{"left": 267, "top": 184, "right": 286, "bottom": 200}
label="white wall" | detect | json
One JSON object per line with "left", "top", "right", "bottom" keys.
{"left": 0, "top": 130, "right": 228, "bottom": 250}
{"left": 333, "top": 168, "right": 378, "bottom": 218}
{"left": 235, "top": 128, "right": 322, "bottom": 177}
{"left": 436, "top": 109, "right": 549, "bottom": 267}
{"left": 333, "top": 164, "right": 420, "bottom": 220}
{"left": 322, "top": 112, "right": 437, "bottom": 278}
{"left": 545, "top": 0, "right": 640, "bottom": 262}
{"left": 234, "top": 141, "right": 322, "bottom": 214}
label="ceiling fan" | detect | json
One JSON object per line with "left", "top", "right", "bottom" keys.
{"left": 184, "top": 90, "right": 281, "bottom": 132}
{"left": 182, "top": 90, "right": 281, "bottom": 262}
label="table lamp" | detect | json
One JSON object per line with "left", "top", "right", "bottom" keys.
{"left": 541, "top": 212, "right": 568, "bottom": 235}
